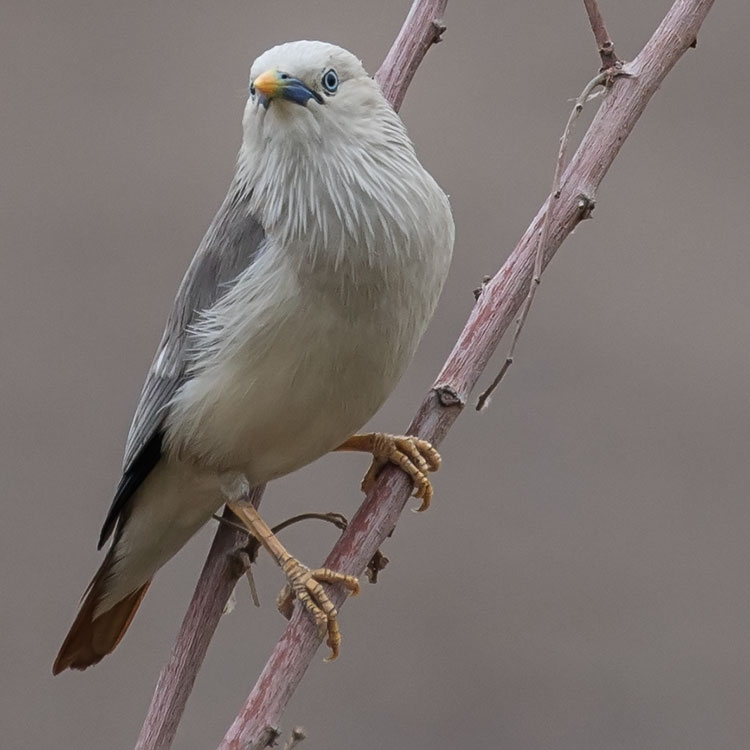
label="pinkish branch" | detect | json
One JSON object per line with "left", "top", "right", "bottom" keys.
{"left": 475, "top": 66, "right": 625, "bottom": 411}
{"left": 375, "top": 0, "right": 447, "bottom": 111}
{"left": 583, "top": 0, "right": 621, "bottom": 70}
{"left": 135, "top": 489, "right": 264, "bottom": 750}
{"left": 219, "top": 1, "right": 715, "bottom": 748}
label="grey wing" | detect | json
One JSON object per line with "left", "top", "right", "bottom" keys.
{"left": 97, "top": 178, "right": 265, "bottom": 548}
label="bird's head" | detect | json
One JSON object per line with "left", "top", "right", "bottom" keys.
{"left": 238, "top": 40, "right": 425, "bottom": 250}
{"left": 242, "top": 41, "right": 383, "bottom": 147}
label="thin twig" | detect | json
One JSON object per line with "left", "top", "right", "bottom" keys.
{"left": 247, "top": 511, "right": 387, "bottom": 611}
{"left": 228, "top": 548, "right": 259, "bottom": 607}
{"left": 475, "top": 68, "right": 627, "bottom": 411}
{"left": 213, "top": 511, "right": 350, "bottom": 556}
{"left": 217, "top": 509, "right": 386, "bottom": 590}
{"left": 267, "top": 512, "right": 348, "bottom": 536}
{"left": 583, "top": 0, "right": 621, "bottom": 70}
{"left": 556, "top": 73, "right": 615, "bottom": 198}
{"left": 220, "top": 2, "right": 715, "bottom": 748}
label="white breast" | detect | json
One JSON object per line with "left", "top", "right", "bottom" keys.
{"left": 165, "top": 84, "right": 454, "bottom": 483}
{"left": 165, "top": 215, "right": 449, "bottom": 484}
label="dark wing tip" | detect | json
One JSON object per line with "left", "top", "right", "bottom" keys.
{"left": 98, "top": 432, "right": 162, "bottom": 549}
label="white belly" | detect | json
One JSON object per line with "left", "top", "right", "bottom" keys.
{"left": 165, "top": 248, "right": 433, "bottom": 484}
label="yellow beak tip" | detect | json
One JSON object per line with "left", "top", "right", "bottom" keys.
{"left": 253, "top": 69, "right": 280, "bottom": 99}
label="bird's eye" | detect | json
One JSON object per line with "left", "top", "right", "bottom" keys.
{"left": 322, "top": 69, "right": 339, "bottom": 94}
{"left": 249, "top": 82, "right": 256, "bottom": 97}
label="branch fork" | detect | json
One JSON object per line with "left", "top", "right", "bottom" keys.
{"left": 135, "top": 1, "right": 717, "bottom": 747}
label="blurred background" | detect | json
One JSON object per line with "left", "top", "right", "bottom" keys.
{"left": 2, "top": 1, "right": 749, "bottom": 748}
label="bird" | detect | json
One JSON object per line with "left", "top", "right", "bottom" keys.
{"left": 53, "top": 40, "right": 454, "bottom": 674}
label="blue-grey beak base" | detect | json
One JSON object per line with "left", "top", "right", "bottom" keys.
{"left": 281, "top": 78, "right": 324, "bottom": 107}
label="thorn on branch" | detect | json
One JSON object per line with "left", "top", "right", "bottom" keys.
{"left": 283, "top": 727, "right": 307, "bottom": 750}
{"left": 260, "top": 725, "right": 282, "bottom": 748}
{"left": 365, "top": 550, "right": 389, "bottom": 584}
{"left": 577, "top": 194, "right": 596, "bottom": 219}
{"left": 473, "top": 275, "right": 492, "bottom": 301}
{"left": 432, "top": 19, "right": 447, "bottom": 42}
{"left": 435, "top": 383, "right": 465, "bottom": 408}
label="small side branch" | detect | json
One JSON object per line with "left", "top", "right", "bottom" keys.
{"left": 476, "top": 68, "right": 625, "bottom": 411}
{"left": 135, "top": 1, "right": 716, "bottom": 749}
{"left": 583, "top": 0, "right": 621, "bottom": 70}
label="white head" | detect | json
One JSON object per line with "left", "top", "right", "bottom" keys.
{"left": 243, "top": 41, "right": 380, "bottom": 142}
{"left": 238, "top": 41, "right": 448, "bottom": 264}
{"left": 249, "top": 41, "right": 369, "bottom": 109}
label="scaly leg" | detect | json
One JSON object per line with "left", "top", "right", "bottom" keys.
{"left": 336, "top": 433, "right": 441, "bottom": 512}
{"left": 226, "top": 502, "right": 360, "bottom": 660}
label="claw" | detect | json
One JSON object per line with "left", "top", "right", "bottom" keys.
{"left": 361, "top": 434, "right": 441, "bottom": 511}
{"left": 279, "top": 556, "right": 359, "bottom": 660}
{"left": 226, "top": 501, "right": 360, "bottom": 661}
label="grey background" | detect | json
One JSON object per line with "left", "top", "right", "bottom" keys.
{"left": 2, "top": 1, "right": 749, "bottom": 748}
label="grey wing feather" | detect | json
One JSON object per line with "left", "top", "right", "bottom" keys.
{"left": 123, "top": 178, "right": 265, "bottom": 471}
{"left": 98, "top": 177, "right": 265, "bottom": 547}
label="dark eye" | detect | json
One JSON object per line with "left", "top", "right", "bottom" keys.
{"left": 249, "top": 82, "right": 255, "bottom": 96}
{"left": 322, "top": 69, "right": 339, "bottom": 94}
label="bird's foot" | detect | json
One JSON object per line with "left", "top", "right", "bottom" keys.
{"left": 276, "top": 556, "right": 360, "bottom": 661}
{"left": 227, "top": 501, "right": 360, "bottom": 660}
{"left": 337, "top": 433, "right": 441, "bottom": 511}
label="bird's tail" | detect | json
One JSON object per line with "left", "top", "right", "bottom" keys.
{"left": 53, "top": 460, "right": 220, "bottom": 674}
{"left": 52, "top": 555, "right": 151, "bottom": 675}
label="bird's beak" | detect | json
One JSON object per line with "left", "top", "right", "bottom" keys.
{"left": 252, "top": 69, "right": 324, "bottom": 110}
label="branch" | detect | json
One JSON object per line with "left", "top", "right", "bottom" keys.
{"left": 476, "top": 2, "right": 631, "bottom": 410}
{"left": 475, "top": 67, "right": 619, "bottom": 411}
{"left": 135, "top": 2, "right": 448, "bottom": 748}
{"left": 135, "top": 489, "right": 264, "bottom": 750}
{"left": 583, "top": 0, "right": 621, "bottom": 69}
{"left": 375, "top": 0, "right": 447, "bottom": 111}
{"left": 218, "top": 0, "right": 715, "bottom": 747}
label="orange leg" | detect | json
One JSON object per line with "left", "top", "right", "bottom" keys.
{"left": 227, "top": 502, "right": 359, "bottom": 661}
